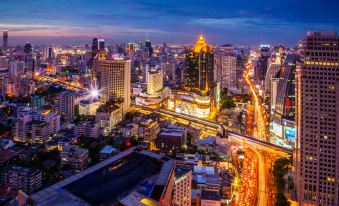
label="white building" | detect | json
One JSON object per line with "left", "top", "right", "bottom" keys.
{"left": 75, "top": 121, "right": 101, "bottom": 139}
{"left": 79, "top": 99, "right": 100, "bottom": 116}
{"left": 173, "top": 166, "right": 192, "bottom": 206}
{"left": 54, "top": 91, "right": 75, "bottom": 123}
{"left": 146, "top": 66, "right": 163, "bottom": 95}
{"left": 95, "top": 105, "right": 123, "bottom": 135}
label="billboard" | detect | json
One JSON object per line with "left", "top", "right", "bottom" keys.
{"left": 272, "top": 122, "right": 283, "bottom": 138}
{"left": 285, "top": 126, "right": 296, "bottom": 142}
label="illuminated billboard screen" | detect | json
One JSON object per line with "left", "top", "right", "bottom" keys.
{"left": 285, "top": 126, "right": 296, "bottom": 141}
{"left": 272, "top": 122, "right": 283, "bottom": 138}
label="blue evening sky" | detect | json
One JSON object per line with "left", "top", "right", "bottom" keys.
{"left": 1, "top": 0, "right": 338, "bottom": 46}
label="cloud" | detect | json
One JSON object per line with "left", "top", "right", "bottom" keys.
{"left": 189, "top": 17, "right": 339, "bottom": 31}
{"left": 1, "top": 23, "right": 166, "bottom": 38}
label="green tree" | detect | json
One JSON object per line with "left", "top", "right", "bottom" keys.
{"left": 275, "top": 192, "right": 290, "bottom": 206}
{"left": 221, "top": 99, "right": 235, "bottom": 109}
{"left": 273, "top": 157, "right": 292, "bottom": 206}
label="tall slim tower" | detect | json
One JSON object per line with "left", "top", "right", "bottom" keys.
{"left": 99, "top": 59, "right": 131, "bottom": 114}
{"left": 295, "top": 31, "right": 339, "bottom": 205}
{"left": 184, "top": 34, "right": 214, "bottom": 95}
{"left": 91, "top": 38, "right": 98, "bottom": 59}
{"left": 2, "top": 29, "right": 8, "bottom": 51}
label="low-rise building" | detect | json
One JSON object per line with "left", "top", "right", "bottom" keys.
{"left": 78, "top": 99, "right": 100, "bottom": 116}
{"left": 57, "top": 134, "right": 78, "bottom": 151}
{"left": 122, "top": 123, "right": 138, "bottom": 138}
{"left": 155, "top": 125, "right": 187, "bottom": 152}
{"left": 95, "top": 105, "right": 123, "bottom": 135}
{"left": 75, "top": 121, "right": 101, "bottom": 139}
{"left": 200, "top": 190, "right": 221, "bottom": 206}
{"left": 99, "top": 146, "right": 118, "bottom": 160}
{"left": 60, "top": 145, "right": 89, "bottom": 170}
{"left": 1, "top": 166, "right": 42, "bottom": 195}
{"left": 138, "top": 114, "right": 160, "bottom": 143}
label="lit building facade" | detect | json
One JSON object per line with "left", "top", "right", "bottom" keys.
{"left": 95, "top": 106, "right": 123, "bottom": 135}
{"left": 168, "top": 91, "right": 211, "bottom": 119}
{"left": 53, "top": 91, "right": 75, "bottom": 123}
{"left": 135, "top": 66, "right": 170, "bottom": 109}
{"left": 271, "top": 54, "right": 298, "bottom": 142}
{"left": 78, "top": 99, "right": 101, "bottom": 116}
{"left": 60, "top": 145, "right": 89, "bottom": 171}
{"left": 1, "top": 166, "right": 42, "bottom": 195}
{"left": 100, "top": 59, "right": 131, "bottom": 114}
{"left": 170, "top": 34, "right": 217, "bottom": 119}
{"left": 146, "top": 66, "right": 163, "bottom": 94}
{"left": 173, "top": 166, "right": 192, "bottom": 206}
{"left": 184, "top": 34, "right": 214, "bottom": 95}
{"left": 295, "top": 31, "right": 339, "bottom": 205}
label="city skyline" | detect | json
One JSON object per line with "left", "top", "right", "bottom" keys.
{"left": 1, "top": 0, "right": 339, "bottom": 46}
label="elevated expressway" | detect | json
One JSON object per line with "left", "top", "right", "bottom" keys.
{"left": 133, "top": 105, "right": 292, "bottom": 156}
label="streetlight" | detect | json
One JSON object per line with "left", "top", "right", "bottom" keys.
{"left": 90, "top": 89, "right": 99, "bottom": 99}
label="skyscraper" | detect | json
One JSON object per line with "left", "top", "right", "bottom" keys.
{"left": 98, "top": 39, "right": 105, "bottom": 51}
{"left": 99, "top": 59, "right": 131, "bottom": 114}
{"left": 271, "top": 54, "right": 298, "bottom": 140}
{"left": 24, "top": 42, "right": 32, "bottom": 53}
{"left": 214, "top": 45, "right": 237, "bottom": 89}
{"left": 42, "top": 45, "right": 53, "bottom": 61}
{"left": 295, "top": 31, "right": 339, "bottom": 205}
{"left": 2, "top": 29, "right": 8, "bottom": 51}
{"left": 145, "top": 39, "right": 153, "bottom": 56}
{"left": 184, "top": 34, "right": 214, "bottom": 95}
{"left": 91, "top": 38, "right": 98, "bottom": 59}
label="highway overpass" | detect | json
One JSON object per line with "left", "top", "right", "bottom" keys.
{"left": 134, "top": 105, "right": 293, "bottom": 155}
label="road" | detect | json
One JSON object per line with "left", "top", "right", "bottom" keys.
{"left": 34, "top": 75, "right": 86, "bottom": 91}
{"left": 243, "top": 65, "right": 268, "bottom": 142}
{"left": 134, "top": 105, "right": 292, "bottom": 156}
{"left": 251, "top": 147, "right": 267, "bottom": 206}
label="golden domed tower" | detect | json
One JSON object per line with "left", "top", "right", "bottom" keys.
{"left": 194, "top": 34, "right": 208, "bottom": 53}
{"left": 184, "top": 34, "right": 214, "bottom": 95}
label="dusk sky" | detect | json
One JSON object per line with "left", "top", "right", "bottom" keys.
{"left": 1, "top": 0, "right": 339, "bottom": 46}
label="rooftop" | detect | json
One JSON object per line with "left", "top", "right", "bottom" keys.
{"left": 30, "top": 147, "right": 174, "bottom": 206}
{"left": 193, "top": 166, "right": 215, "bottom": 175}
{"left": 201, "top": 190, "right": 221, "bottom": 201}
{"left": 99, "top": 146, "right": 117, "bottom": 154}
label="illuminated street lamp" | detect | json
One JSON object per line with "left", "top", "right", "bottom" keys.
{"left": 90, "top": 89, "right": 99, "bottom": 99}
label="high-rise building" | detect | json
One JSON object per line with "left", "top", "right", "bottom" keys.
{"left": 220, "top": 55, "right": 237, "bottom": 88}
{"left": 254, "top": 45, "right": 270, "bottom": 85}
{"left": 214, "top": 44, "right": 237, "bottom": 89}
{"left": 162, "top": 62, "right": 175, "bottom": 83}
{"left": 98, "top": 39, "right": 105, "bottom": 51}
{"left": 54, "top": 91, "right": 75, "bottom": 123}
{"left": 100, "top": 59, "right": 131, "bottom": 114}
{"left": 173, "top": 166, "right": 192, "bottom": 206}
{"left": 2, "top": 29, "right": 8, "bottom": 51}
{"left": 271, "top": 54, "right": 298, "bottom": 141}
{"left": 295, "top": 31, "right": 339, "bottom": 205}
{"left": 91, "top": 38, "right": 98, "bottom": 59}
{"left": 146, "top": 66, "right": 163, "bottom": 94}
{"left": 1, "top": 166, "right": 42, "bottom": 195}
{"left": 145, "top": 39, "right": 153, "bottom": 56}
{"left": 24, "top": 42, "right": 32, "bottom": 54}
{"left": 0, "top": 56, "right": 8, "bottom": 98}
{"left": 42, "top": 45, "right": 53, "bottom": 60}
{"left": 184, "top": 34, "right": 214, "bottom": 95}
